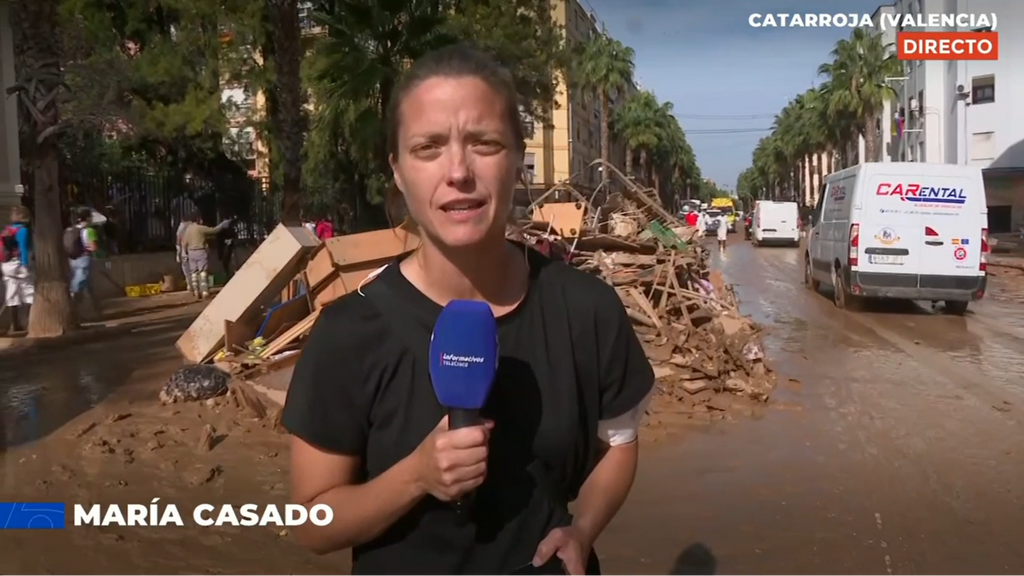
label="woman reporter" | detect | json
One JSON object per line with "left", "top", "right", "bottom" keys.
{"left": 281, "top": 44, "right": 654, "bottom": 575}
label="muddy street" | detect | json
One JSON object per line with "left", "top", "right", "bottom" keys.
{"left": 3, "top": 243, "right": 1024, "bottom": 574}
{"left": 600, "top": 239, "right": 1024, "bottom": 574}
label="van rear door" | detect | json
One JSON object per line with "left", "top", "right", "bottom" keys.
{"left": 867, "top": 174, "right": 983, "bottom": 278}
{"left": 859, "top": 175, "right": 923, "bottom": 274}
{"left": 915, "top": 176, "right": 984, "bottom": 277}
{"left": 758, "top": 202, "right": 799, "bottom": 238}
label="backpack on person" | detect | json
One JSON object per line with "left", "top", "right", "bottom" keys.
{"left": 64, "top": 225, "right": 87, "bottom": 258}
{"left": 0, "top": 224, "right": 21, "bottom": 262}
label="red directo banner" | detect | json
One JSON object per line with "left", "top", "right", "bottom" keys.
{"left": 897, "top": 31, "right": 999, "bottom": 61}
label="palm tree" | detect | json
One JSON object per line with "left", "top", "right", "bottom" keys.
{"left": 743, "top": 28, "right": 900, "bottom": 208}
{"left": 304, "top": 0, "right": 453, "bottom": 212}
{"left": 818, "top": 27, "right": 901, "bottom": 164}
{"left": 570, "top": 30, "right": 634, "bottom": 190}
{"left": 613, "top": 91, "right": 662, "bottom": 183}
{"left": 10, "top": 0, "right": 76, "bottom": 337}
{"left": 267, "top": 0, "right": 306, "bottom": 225}
{"left": 657, "top": 115, "right": 698, "bottom": 206}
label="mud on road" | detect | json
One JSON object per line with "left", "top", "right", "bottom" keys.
{"left": 3, "top": 240, "right": 1024, "bottom": 574}
{"left": 600, "top": 239, "right": 1024, "bottom": 575}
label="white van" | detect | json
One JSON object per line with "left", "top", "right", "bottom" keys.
{"left": 752, "top": 201, "right": 801, "bottom": 246}
{"left": 804, "top": 163, "right": 989, "bottom": 314}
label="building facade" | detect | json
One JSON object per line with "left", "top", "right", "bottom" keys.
{"left": 0, "top": 1, "right": 22, "bottom": 227}
{"left": 522, "top": 0, "right": 631, "bottom": 198}
{"left": 880, "top": 0, "right": 1024, "bottom": 233}
{"left": 220, "top": 2, "right": 322, "bottom": 179}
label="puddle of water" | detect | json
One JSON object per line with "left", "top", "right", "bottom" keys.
{"left": 1, "top": 329, "right": 183, "bottom": 450}
{"left": 2, "top": 365, "right": 110, "bottom": 450}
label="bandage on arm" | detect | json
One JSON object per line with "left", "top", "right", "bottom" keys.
{"left": 596, "top": 383, "right": 655, "bottom": 446}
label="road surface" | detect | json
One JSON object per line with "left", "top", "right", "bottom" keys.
{"left": 599, "top": 239, "right": 1024, "bottom": 574}
{"left": 2, "top": 241, "right": 1024, "bottom": 574}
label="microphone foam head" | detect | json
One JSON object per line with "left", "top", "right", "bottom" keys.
{"left": 428, "top": 300, "right": 499, "bottom": 410}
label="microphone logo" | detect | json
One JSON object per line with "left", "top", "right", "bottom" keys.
{"left": 440, "top": 352, "right": 485, "bottom": 368}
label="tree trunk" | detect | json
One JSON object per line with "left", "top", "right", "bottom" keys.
{"left": 267, "top": 0, "right": 306, "bottom": 225}
{"left": 624, "top": 144, "right": 633, "bottom": 178}
{"left": 638, "top": 149, "right": 647, "bottom": 185}
{"left": 863, "top": 113, "right": 879, "bottom": 163}
{"left": 599, "top": 90, "right": 610, "bottom": 191}
{"left": 11, "top": 0, "right": 76, "bottom": 337}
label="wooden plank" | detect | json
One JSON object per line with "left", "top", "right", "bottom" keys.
{"left": 224, "top": 318, "right": 259, "bottom": 352}
{"left": 260, "top": 309, "right": 322, "bottom": 358}
{"left": 321, "top": 225, "right": 419, "bottom": 267}
{"left": 529, "top": 202, "right": 586, "bottom": 238}
{"left": 258, "top": 295, "right": 311, "bottom": 340}
{"left": 176, "top": 225, "right": 320, "bottom": 363}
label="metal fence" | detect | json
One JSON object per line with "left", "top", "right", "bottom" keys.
{"left": 60, "top": 169, "right": 280, "bottom": 254}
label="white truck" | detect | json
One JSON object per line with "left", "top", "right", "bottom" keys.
{"left": 804, "top": 162, "right": 989, "bottom": 314}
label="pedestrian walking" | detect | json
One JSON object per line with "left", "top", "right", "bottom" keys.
{"left": 696, "top": 210, "right": 708, "bottom": 239}
{"left": 1, "top": 206, "right": 34, "bottom": 333}
{"left": 176, "top": 212, "right": 195, "bottom": 295}
{"left": 65, "top": 207, "right": 102, "bottom": 318}
{"left": 180, "top": 214, "right": 232, "bottom": 299}
{"left": 716, "top": 212, "right": 729, "bottom": 250}
{"left": 216, "top": 219, "right": 238, "bottom": 279}
{"left": 282, "top": 44, "right": 653, "bottom": 575}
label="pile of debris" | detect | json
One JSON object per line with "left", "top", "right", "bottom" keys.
{"left": 173, "top": 222, "right": 420, "bottom": 402}
{"left": 511, "top": 162, "right": 776, "bottom": 417}
{"left": 172, "top": 161, "right": 775, "bottom": 419}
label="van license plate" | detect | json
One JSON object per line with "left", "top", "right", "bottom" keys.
{"left": 869, "top": 255, "right": 905, "bottom": 265}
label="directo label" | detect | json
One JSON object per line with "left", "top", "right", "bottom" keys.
{"left": 897, "top": 32, "right": 998, "bottom": 61}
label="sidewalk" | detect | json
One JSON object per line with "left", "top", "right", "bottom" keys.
{"left": 0, "top": 291, "right": 208, "bottom": 355}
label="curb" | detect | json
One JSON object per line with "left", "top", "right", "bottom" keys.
{"left": 0, "top": 322, "right": 145, "bottom": 357}
{"left": 0, "top": 303, "right": 200, "bottom": 358}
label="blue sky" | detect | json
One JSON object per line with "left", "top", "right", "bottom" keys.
{"left": 586, "top": 0, "right": 886, "bottom": 189}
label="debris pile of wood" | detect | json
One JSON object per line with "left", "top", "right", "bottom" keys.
{"left": 515, "top": 161, "right": 776, "bottom": 412}
{"left": 173, "top": 160, "right": 774, "bottom": 416}
{"left": 174, "top": 222, "right": 420, "bottom": 392}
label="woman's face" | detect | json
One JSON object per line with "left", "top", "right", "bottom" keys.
{"left": 391, "top": 76, "right": 520, "bottom": 249}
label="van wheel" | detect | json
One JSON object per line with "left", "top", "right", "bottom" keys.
{"left": 832, "top": 266, "right": 862, "bottom": 311}
{"left": 804, "top": 255, "right": 820, "bottom": 291}
{"left": 944, "top": 300, "right": 969, "bottom": 315}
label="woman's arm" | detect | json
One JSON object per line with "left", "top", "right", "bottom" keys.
{"left": 570, "top": 440, "right": 638, "bottom": 546}
{"left": 290, "top": 438, "right": 427, "bottom": 554}
{"left": 579, "top": 279, "right": 656, "bottom": 545}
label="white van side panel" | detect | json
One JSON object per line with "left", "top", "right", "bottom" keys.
{"left": 861, "top": 172, "right": 986, "bottom": 277}
{"left": 820, "top": 175, "right": 856, "bottom": 277}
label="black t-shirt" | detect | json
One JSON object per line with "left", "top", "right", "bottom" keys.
{"left": 282, "top": 244, "right": 654, "bottom": 574}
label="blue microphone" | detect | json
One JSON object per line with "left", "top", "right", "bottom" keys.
{"left": 428, "top": 299, "right": 499, "bottom": 521}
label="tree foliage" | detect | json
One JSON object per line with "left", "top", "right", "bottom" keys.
{"left": 34, "top": 0, "right": 714, "bottom": 232}
{"left": 742, "top": 28, "right": 900, "bottom": 204}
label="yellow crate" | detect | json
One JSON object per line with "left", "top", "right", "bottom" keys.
{"left": 125, "top": 283, "right": 163, "bottom": 297}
